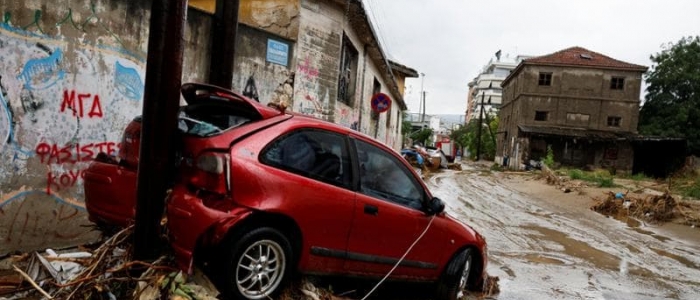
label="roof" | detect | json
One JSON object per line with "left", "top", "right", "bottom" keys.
{"left": 525, "top": 46, "right": 648, "bottom": 70}
{"left": 503, "top": 46, "right": 648, "bottom": 86}
{"left": 389, "top": 60, "right": 419, "bottom": 78}
{"left": 341, "top": 0, "right": 409, "bottom": 110}
{"left": 518, "top": 125, "right": 638, "bottom": 141}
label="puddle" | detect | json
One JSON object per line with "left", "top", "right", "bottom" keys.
{"left": 650, "top": 247, "right": 700, "bottom": 269}
{"left": 523, "top": 225, "right": 621, "bottom": 271}
{"left": 630, "top": 227, "right": 671, "bottom": 242}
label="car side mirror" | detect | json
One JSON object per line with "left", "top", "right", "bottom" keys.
{"left": 425, "top": 197, "right": 445, "bottom": 215}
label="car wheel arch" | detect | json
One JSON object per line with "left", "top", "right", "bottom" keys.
{"left": 211, "top": 212, "right": 303, "bottom": 264}
{"left": 440, "top": 245, "right": 485, "bottom": 291}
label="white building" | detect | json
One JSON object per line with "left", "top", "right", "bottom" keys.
{"left": 466, "top": 53, "right": 530, "bottom": 123}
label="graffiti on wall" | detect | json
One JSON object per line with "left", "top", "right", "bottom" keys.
{"left": 295, "top": 54, "right": 330, "bottom": 119}
{"left": 0, "top": 10, "right": 145, "bottom": 206}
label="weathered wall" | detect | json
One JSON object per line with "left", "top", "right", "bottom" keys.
{"left": 0, "top": 0, "right": 150, "bottom": 255}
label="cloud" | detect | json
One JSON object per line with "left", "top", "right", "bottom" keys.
{"left": 365, "top": 0, "right": 700, "bottom": 114}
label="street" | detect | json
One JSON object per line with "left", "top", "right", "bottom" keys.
{"left": 428, "top": 163, "right": 700, "bottom": 300}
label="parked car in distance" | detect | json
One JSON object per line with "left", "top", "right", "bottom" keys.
{"left": 84, "top": 83, "right": 488, "bottom": 300}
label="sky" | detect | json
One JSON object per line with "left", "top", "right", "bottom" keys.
{"left": 361, "top": 0, "right": 700, "bottom": 115}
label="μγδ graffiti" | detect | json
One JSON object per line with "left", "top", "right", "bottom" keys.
{"left": 34, "top": 141, "right": 119, "bottom": 165}
{"left": 60, "top": 89, "right": 103, "bottom": 118}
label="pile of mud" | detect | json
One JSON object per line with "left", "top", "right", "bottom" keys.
{"left": 591, "top": 191, "right": 700, "bottom": 226}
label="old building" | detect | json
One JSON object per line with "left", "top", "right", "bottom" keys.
{"left": 496, "top": 46, "right": 648, "bottom": 172}
{"left": 0, "top": 0, "right": 414, "bottom": 255}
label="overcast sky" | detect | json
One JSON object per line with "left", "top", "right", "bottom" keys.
{"left": 361, "top": 0, "right": 700, "bottom": 115}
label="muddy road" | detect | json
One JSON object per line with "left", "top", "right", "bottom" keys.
{"left": 428, "top": 164, "right": 700, "bottom": 300}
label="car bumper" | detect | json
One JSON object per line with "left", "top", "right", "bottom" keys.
{"left": 166, "top": 186, "right": 251, "bottom": 273}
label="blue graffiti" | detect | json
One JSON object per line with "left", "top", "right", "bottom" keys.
{"left": 0, "top": 90, "right": 33, "bottom": 157}
{"left": 0, "top": 190, "right": 85, "bottom": 211}
{"left": 17, "top": 46, "right": 65, "bottom": 91}
{"left": 115, "top": 61, "right": 144, "bottom": 100}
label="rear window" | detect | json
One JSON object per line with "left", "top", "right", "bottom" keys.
{"left": 177, "top": 101, "right": 261, "bottom": 137}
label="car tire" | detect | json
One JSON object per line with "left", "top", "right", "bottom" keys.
{"left": 221, "top": 227, "right": 293, "bottom": 300}
{"left": 435, "top": 248, "right": 475, "bottom": 300}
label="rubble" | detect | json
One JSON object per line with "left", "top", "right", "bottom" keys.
{"left": 591, "top": 191, "right": 700, "bottom": 226}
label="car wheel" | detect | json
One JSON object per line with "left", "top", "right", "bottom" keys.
{"left": 436, "top": 248, "right": 475, "bottom": 300}
{"left": 222, "top": 227, "right": 293, "bottom": 300}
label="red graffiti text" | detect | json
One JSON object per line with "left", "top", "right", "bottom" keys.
{"left": 35, "top": 142, "right": 120, "bottom": 165}
{"left": 46, "top": 168, "right": 86, "bottom": 195}
{"left": 60, "top": 89, "right": 103, "bottom": 118}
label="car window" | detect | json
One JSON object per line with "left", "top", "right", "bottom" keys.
{"left": 261, "top": 130, "right": 351, "bottom": 188}
{"left": 177, "top": 102, "right": 254, "bottom": 137}
{"left": 354, "top": 139, "right": 423, "bottom": 210}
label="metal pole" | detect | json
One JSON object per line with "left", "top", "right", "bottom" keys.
{"left": 419, "top": 73, "right": 425, "bottom": 122}
{"left": 475, "top": 92, "right": 484, "bottom": 161}
{"left": 134, "top": 0, "right": 187, "bottom": 260}
{"left": 208, "top": 0, "right": 240, "bottom": 88}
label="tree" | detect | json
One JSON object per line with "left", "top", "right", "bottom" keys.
{"left": 639, "top": 36, "right": 700, "bottom": 155}
{"left": 410, "top": 127, "right": 433, "bottom": 146}
{"left": 451, "top": 116, "right": 499, "bottom": 160}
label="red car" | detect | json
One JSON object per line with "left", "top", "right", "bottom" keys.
{"left": 84, "top": 83, "right": 487, "bottom": 300}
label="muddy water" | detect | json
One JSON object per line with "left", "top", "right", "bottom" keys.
{"left": 428, "top": 165, "right": 700, "bottom": 300}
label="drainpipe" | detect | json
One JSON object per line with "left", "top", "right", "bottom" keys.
{"left": 208, "top": 0, "right": 240, "bottom": 88}
{"left": 134, "top": 0, "right": 187, "bottom": 260}
{"left": 357, "top": 44, "right": 368, "bottom": 133}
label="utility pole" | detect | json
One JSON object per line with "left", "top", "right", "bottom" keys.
{"left": 475, "top": 91, "right": 485, "bottom": 161}
{"left": 419, "top": 73, "right": 425, "bottom": 122}
{"left": 134, "top": 0, "right": 187, "bottom": 260}
{"left": 208, "top": 0, "right": 240, "bottom": 88}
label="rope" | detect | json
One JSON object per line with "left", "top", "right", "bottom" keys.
{"left": 360, "top": 214, "right": 436, "bottom": 300}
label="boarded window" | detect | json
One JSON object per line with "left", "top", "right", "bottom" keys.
{"left": 538, "top": 73, "right": 552, "bottom": 86}
{"left": 535, "top": 111, "right": 549, "bottom": 121}
{"left": 566, "top": 113, "right": 590, "bottom": 125}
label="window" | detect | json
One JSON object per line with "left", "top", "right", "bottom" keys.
{"left": 371, "top": 78, "right": 381, "bottom": 121}
{"left": 535, "top": 111, "right": 549, "bottom": 121}
{"left": 261, "top": 130, "right": 351, "bottom": 188}
{"left": 354, "top": 139, "right": 423, "bottom": 210}
{"left": 610, "top": 77, "right": 624, "bottom": 90}
{"left": 338, "top": 35, "right": 359, "bottom": 106}
{"left": 607, "top": 116, "right": 621, "bottom": 127}
{"left": 566, "top": 113, "right": 590, "bottom": 125}
{"left": 538, "top": 72, "right": 552, "bottom": 86}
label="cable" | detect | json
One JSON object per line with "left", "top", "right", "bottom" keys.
{"left": 360, "top": 214, "right": 437, "bottom": 300}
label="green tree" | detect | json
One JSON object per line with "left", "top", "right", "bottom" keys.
{"left": 453, "top": 116, "right": 499, "bottom": 160}
{"left": 410, "top": 127, "right": 433, "bottom": 146}
{"left": 639, "top": 36, "right": 700, "bottom": 155}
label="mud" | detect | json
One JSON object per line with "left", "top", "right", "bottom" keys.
{"left": 428, "top": 162, "right": 700, "bottom": 300}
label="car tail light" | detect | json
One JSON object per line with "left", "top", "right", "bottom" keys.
{"left": 188, "top": 151, "right": 231, "bottom": 195}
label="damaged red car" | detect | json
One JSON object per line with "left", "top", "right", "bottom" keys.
{"left": 84, "top": 83, "right": 488, "bottom": 300}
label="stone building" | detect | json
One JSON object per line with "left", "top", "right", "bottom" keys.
{"left": 496, "top": 46, "right": 648, "bottom": 172}
{"left": 0, "top": 0, "right": 414, "bottom": 254}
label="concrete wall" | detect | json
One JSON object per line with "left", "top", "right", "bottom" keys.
{"left": 0, "top": 0, "right": 151, "bottom": 255}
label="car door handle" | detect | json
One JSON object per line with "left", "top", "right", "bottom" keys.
{"left": 364, "top": 204, "right": 378, "bottom": 216}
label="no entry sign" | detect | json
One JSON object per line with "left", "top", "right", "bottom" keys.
{"left": 371, "top": 93, "right": 391, "bottom": 113}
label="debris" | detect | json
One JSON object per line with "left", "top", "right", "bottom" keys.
{"left": 591, "top": 191, "right": 700, "bottom": 226}
{"left": 12, "top": 264, "right": 53, "bottom": 299}
{"left": 482, "top": 275, "right": 500, "bottom": 296}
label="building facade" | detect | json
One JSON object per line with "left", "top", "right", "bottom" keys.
{"left": 496, "top": 47, "right": 647, "bottom": 172}
{"left": 466, "top": 53, "right": 528, "bottom": 123}
{"left": 0, "top": 0, "right": 414, "bottom": 255}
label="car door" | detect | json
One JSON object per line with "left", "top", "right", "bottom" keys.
{"left": 256, "top": 128, "right": 356, "bottom": 274}
{"left": 344, "top": 138, "right": 443, "bottom": 279}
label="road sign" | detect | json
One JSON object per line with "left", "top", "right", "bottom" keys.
{"left": 371, "top": 93, "right": 391, "bottom": 113}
